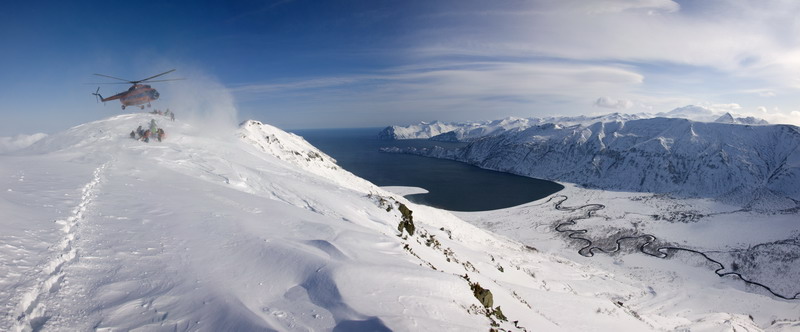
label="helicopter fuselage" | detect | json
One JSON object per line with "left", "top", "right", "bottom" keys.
{"left": 92, "top": 69, "right": 178, "bottom": 110}
{"left": 100, "top": 84, "right": 160, "bottom": 109}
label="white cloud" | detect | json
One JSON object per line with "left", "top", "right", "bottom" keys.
{"left": 757, "top": 110, "right": 800, "bottom": 126}
{"left": 0, "top": 133, "right": 47, "bottom": 153}
{"left": 740, "top": 89, "right": 777, "bottom": 97}
{"left": 756, "top": 106, "right": 768, "bottom": 113}
{"left": 578, "top": 0, "right": 680, "bottom": 14}
{"left": 594, "top": 97, "right": 634, "bottom": 109}
{"left": 410, "top": 1, "right": 800, "bottom": 89}
{"left": 710, "top": 103, "right": 742, "bottom": 112}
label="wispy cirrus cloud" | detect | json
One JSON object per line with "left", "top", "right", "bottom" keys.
{"left": 233, "top": 61, "right": 644, "bottom": 106}
{"left": 230, "top": 76, "right": 370, "bottom": 94}
{"left": 233, "top": 0, "right": 800, "bottom": 128}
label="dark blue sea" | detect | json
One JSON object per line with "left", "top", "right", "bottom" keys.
{"left": 292, "top": 128, "right": 564, "bottom": 212}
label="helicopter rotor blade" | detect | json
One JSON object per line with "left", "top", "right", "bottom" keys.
{"left": 93, "top": 73, "right": 132, "bottom": 82}
{"left": 85, "top": 82, "right": 135, "bottom": 85}
{"left": 137, "top": 69, "right": 176, "bottom": 83}
{"left": 141, "top": 78, "right": 186, "bottom": 83}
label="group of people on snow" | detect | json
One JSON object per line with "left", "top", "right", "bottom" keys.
{"left": 149, "top": 108, "right": 175, "bottom": 121}
{"left": 129, "top": 119, "right": 165, "bottom": 143}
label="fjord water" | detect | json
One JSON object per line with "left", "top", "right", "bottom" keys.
{"left": 293, "top": 128, "right": 563, "bottom": 211}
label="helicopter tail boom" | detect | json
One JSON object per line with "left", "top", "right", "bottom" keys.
{"left": 92, "top": 87, "right": 125, "bottom": 103}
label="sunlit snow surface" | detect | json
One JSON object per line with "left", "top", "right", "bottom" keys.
{"left": 1, "top": 114, "right": 798, "bottom": 331}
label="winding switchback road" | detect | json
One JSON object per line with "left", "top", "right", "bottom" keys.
{"left": 549, "top": 195, "right": 800, "bottom": 301}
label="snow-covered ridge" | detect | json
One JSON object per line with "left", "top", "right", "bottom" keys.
{"left": 7, "top": 113, "right": 714, "bottom": 331}
{"left": 237, "top": 119, "right": 376, "bottom": 192}
{"left": 384, "top": 116, "right": 800, "bottom": 206}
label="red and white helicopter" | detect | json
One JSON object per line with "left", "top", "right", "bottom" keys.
{"left": 92, "top": 69, "right": 182, "bottom": 110}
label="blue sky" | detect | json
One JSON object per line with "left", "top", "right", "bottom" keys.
{"left": 1, "top": 0, "right": 799, "bottom": 135}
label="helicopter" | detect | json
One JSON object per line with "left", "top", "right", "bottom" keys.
{"left": 92, "top": 69, "right": 183, "bottom": 110}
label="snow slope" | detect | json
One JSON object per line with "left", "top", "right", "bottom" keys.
{"left": 0, "top": 113, "right": 703, "bottom": 331}
{"left": 384, "top": 116, "right": 800, "bottom": 206}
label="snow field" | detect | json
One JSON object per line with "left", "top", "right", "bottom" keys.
{"left": 3, "top": 113, "right": 797, "bottom": 331}
{"left": 0, "top": 114, "right": 644, "bottom": 331}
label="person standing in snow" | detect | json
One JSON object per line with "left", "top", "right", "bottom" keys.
{"left": 157, "top": 128, "right": 165, "bottom": 142}
{"left": 149, "top": 119, "right": 158, "bottom": 137}
{"left": 129, "top": 130, "right": 136, "bottom": 139}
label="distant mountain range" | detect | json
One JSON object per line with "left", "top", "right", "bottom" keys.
{"left": 379, "top": 105, "right": 769, "bottom": 141}
{"left": 380, "top": 107, "right": 798, "bottom": 208}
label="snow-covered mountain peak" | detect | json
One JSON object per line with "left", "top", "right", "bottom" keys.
{"left": 239, "top": 119, "right": 338, "bottom": 168}
{"left": 237, "top": 119, "right": 378, "bottom": 192}
{"left": 714, "top": 112, "right": 736, "bottom": 123}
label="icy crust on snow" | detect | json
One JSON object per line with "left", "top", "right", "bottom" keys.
{"left": 387, "top": 117, "right": 800, "bottom": 206}
{"left": 2, "top": 113, "right": 711, "bottom": 331}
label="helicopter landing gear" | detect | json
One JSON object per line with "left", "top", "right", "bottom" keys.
{"left": 140, "top": 105, "right": 145, "bottom": 110}
{"left": 121, "top": 105, "right": 126, "bottom": 110}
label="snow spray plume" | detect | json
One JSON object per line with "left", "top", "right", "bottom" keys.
{"left": 158, "top": 69, "right": 239, "bottom": 138}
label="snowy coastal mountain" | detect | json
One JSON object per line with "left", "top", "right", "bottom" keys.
{"left": 712, "top": 112, "right": 770, "bottom": 125}
{"left": 382, "top": 115, "right": 798, "bottom": 207}
{"left": 379, "top": 113, "right": 645, "bottom": 141}
{"left": 378, "top": 105, "right": 768, "bottom": 141}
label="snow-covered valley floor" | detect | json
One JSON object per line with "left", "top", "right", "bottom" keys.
{"left": 454, "top": 183, "right": 800, "bottom": 330}
{"left": 1, "top": 113, "right": 798, "bottom": 331}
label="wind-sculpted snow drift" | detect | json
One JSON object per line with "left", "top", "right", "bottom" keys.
{"left": 383, "top": 116, "right": 800, "bottom": 207}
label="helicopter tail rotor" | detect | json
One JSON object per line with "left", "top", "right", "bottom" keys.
{"left": 92, "top": 87, "right": 104, "bottom": 104}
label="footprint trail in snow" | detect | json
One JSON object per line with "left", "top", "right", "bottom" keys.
{"left": 14, "top": 162, "right": 109, "bottom": 332}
